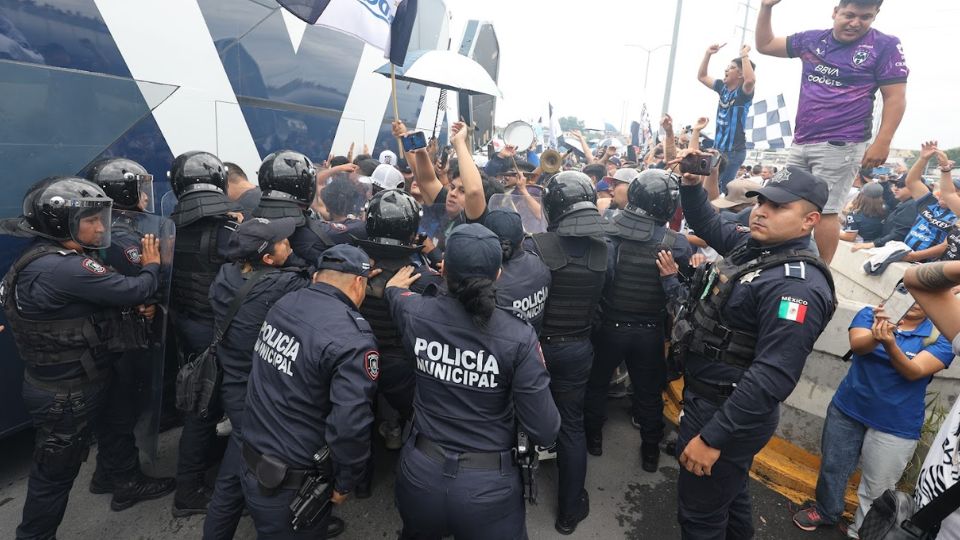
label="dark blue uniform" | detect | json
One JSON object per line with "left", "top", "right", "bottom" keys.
{"left": 10, "top": 240, "right": 160, "bottom": 540}
{"left": 386, "top": 286, "right": 560, "bottom": 539}
{"left": 495, "top": 250, "right": 551, "bottom": 334}
{"left": 325, "top": 218, "right": 367, "bottom": 245}
{"left": 585, "top": 231, "right": 692, "bottom": 450}
{"left": 290, "top": 216, "right": 363, "bottom": 264}
{"left": 240, "top": 282, "right": 378, "bottom": 539}
{"left": 677, "top": 184, "right": 834, "bottom": 539}
{"left": 236, "top": 187, "right": 262, "bottom": 219}
{"left": 202, "top": 263, "right": 310, "bottom": 540}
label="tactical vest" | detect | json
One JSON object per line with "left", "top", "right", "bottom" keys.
{"left": 681, "top": 248, "right": 836, "bottom": 369}
{"left": 172, "top": 218, "right": 229, "bottom": 318}
{"left": 533, "top": 232, "right": 607, "bottom": 338}
{"left": 1, "top": 244, "right": 146, "bottom": 382}
{"left": 604, "top": 229, "right": 677, "bottom": 318}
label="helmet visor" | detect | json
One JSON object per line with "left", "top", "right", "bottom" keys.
{"left": 133, "top": 173, "right": 155, "bottom": 213}
{"left": 69, "top": 199, "right": 112, "bottom": 249}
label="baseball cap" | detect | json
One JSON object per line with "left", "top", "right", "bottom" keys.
{"left": 612, "top": 168, "right": 640, "bottom": 184}
{"left": 444, "top": 223, "right": 502, "bottom": 281}
{"left": 316, "top": 244, "right": 372, "bottom": 278}
{"left": 370, "top": 164, "right": 405, "bottom": 191}
{"left": 357, "top": 158, "right": 380, "bottom": 177}
{"left": 713, "top": 178, "right": 761, "bottom": 209}
{"left": 227, "top": 217, "right": 297, "bottom": 260}
{"left": 482, "top": 209, "right": 524, "bottom": 249}
{"left": 596, "top": 179, "right": 613, "bottom": 192}
{"left": 745, "top": 167, "right": 829, "bottom": 211}
{"left": 379, "top": 150, "right": 398, "bottom": 166}
{"left": 608, "top": 156, "right": 622, "bottom": 167}
{"left": 861, "top": 182, "right": 884, "bottom": 199}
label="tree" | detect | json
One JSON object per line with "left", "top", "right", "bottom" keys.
{"left": 558, "top": 116, "right": 585, "bottom": 132}
{"left": 946, "top": 147, "right": 960, "bottom": 163}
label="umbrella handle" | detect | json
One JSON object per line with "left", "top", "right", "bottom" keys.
{"left": 390, "top": 65, "right": 404, "bottom": 158}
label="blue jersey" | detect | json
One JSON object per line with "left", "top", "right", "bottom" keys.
{"left": 712, "top": 80, "right": 753, "bottom": 152}
{"left": 904, "top": 193, "right": 956, "bottom": 252}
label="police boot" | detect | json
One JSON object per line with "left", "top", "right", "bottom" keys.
{"left": 640, "top": 442, "right": 660, "bottom": 473}
{"left": 586, "top": 429, "right": 602, "bottom": 457}
{"left": 111, "top": 471, "right": 176, "bottom": 511}
{"left": 328, "top": 516, "right": 345, "bottom": 538}
{"left": 89, "top": 467, "right": 114, "bottom": 494}
{"left": 172, "top": 477, "right": 212, "bottom": 517}
{"left": 554, "top": 489, "right": 589, "bottom": 535}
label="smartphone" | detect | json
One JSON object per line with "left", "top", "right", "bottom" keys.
{"left": 402, "top": 131, "right": 427, "bottom": 152}
{"left": 680, "top": 153, "right": 712, "bottom": 176}
{"left": 880, "top": 283, "right": 916, "bottom": 324}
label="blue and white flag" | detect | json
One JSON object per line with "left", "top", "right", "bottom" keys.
{"left": 276, "top": 0, "right": 418, "bottom": 65}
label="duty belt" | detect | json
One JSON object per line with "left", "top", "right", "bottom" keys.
{"left": 540, "top": 331, "right": 591, "bottom": 344}
{"left": 242, "top": 442, "right": 313, "bottom": 490}
{"left": 601, "top": 320, "right": 661, "bottom": 329}
{"left": 684, "top": 376, "right": 738, "bottom": 407}
{"left": 414, "top": 434, "right": 506, "bottom": 471}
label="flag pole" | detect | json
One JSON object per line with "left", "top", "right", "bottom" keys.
{"left": 390, "top": 64, "right": 404, "bottom": 156}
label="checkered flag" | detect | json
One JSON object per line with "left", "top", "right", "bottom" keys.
{"left": 745, "top": 94, "right": 793, "bottom": 150}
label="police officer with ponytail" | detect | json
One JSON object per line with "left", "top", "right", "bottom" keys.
{"left": 2, "top": 177, "right": 167, "bottom": 539}
{"left": 385, "top": 223, "right": 560, "bottom": 539}
{"left": 585, "top": 169, "right": 692, "bottom": 472}
{"left": 482, "top": 209, "right": 551, "bottom": 334}
{"left": 672, "top": 155, "right": 836, "bottom": 538}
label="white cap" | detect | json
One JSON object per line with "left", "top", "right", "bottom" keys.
{"left": 379, "top": 150, "right": 398, "bottom": 166}
{"left": 370, "top": 164, "right": 405, "bottom": 191}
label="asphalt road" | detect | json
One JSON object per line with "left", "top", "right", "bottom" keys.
{"left": 0, "top": 399, "right": 846, "bottom": 539}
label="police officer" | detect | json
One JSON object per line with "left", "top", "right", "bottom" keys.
{"left": 2, "top": 177, "right": 167, "bottom": 539}
{"left": 253, "top": 149, "right": 352, "bottom": 264}
{"left": 482, "top": 209, "right": 551, "bottom": 333}
{"left": 384, "top": 223, "right": 561, "bottom": 539}
{"left": 240, "top": 244, "right": 379, "bottom": 539}
{"left": 584, "top": 169, "right": 692, "bottom": 472}
{"left": 673, "top": 161, "right": 836, "bottom": 539}
{"left": 527, "top": 171, "right": 610, "bottom": 534}
{"left": 202, "top": 217, "right": 314, "bottom": 539}
{"left": 167, "top": 150, "right": 241, "bottom": 516}
{"left": 83, "top": 157, "right": 178, "bottom": 501}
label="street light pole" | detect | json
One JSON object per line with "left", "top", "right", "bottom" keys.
{"left": 662, "top": 0, "right": 683, "bottom": 118}
{"left": 624, "top": 43, "right": 671, "bottom": 95}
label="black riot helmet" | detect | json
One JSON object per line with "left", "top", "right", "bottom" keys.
{"left": 543, "top": 171, "right": 612, "bottom": 237}
{"left": 169, "top": 151, "right": 227, "bottom": 197}
{"left": 21, "top": 176, "right": 113, "bottom": 249}
{"left": 365, "top": 189, "right": 422, "bottom": 245}
{"left": 627, "top": 169, "right": 680, "bottom": 223}
{"left": 83, "top": 157, "right": 155, "bottom": 212}
{"left": 257, "top": 150, "right": 317, "bottom": 207}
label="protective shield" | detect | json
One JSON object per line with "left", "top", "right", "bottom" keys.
{"left": 160, "top": 190, "right": 178, "bottom": 217}
{"left": 417, "top": 202, "right": 453, "bottom": 247}
{"left": 69, "top": 199, "right": 113, "bottom": 249}
{"left": 100, "top": 209, "right": 176, "bottom": 462}
{"left": 487, "top": 193, "right": 547, "bottom": 234}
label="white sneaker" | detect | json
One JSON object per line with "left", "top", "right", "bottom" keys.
{"left": 216, "top": 416, "right": 232, "bottom": 437}
{"left": 379, "top": 422, "right": 402, "bottom": 450}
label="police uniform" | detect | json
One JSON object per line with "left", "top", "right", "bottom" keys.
{"left": 240, "top": 244, "right": 378, "bottom": 539}
{"left": 525, "top": 171, "right": 611, "bottom": 533}
{"left": 202, "top": 217, "right": 312, "bottom": 540}
{"left": 483, "top": 210, "right": 551, "bottom": 334}
{"left": 675, "top": 168, "right": 836, "bottom": 539}
{"left": 387, "top": 224, "right": 560, "bottom": 539}
{"left": 2, "top": 177, "right": 166, "bottom": 540}
{"left": 585, "top": 170, "right": 692, "bottom": 470}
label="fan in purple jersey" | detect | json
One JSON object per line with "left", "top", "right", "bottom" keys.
{"left": 755, "top": 0, "right": 908, "bottom": 265}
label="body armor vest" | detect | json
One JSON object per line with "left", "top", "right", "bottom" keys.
{"left": 360, "top": 257, "right": 409, "bottom": 349}
{"left": 1, "top": 244, "right": 147, "bottom": 382}
{"left": 533, "top": 232, "right": 607, "bottom": 338}
{"left": 604, "top": 229, "right": 677, "bottom": 319}
{"left": 172, "top": 218, "right": 228, "bottom": 318}
{"left": 681, "top": 247, "right": 836, "bottom": 369}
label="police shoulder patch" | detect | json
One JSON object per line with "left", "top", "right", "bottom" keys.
{"left": 364, "top": 350, "right": 380, "bottom": 381}
{"left": 81, "top": 258, "right": 107, "bottom": 275}
{"left": 124, "top": 246, "right": 142, "bottom": 265}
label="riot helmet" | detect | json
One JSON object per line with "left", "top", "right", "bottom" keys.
{"left": 365, "top": 189, "right": 422, "bottom": 245}
{"left": 626, "top": 169, "right": 680, "bottom": 223}
{"left": 83, "top": 157, "right": 154, "bottom": 212}
{"left": 169, "top": 151, "right": 227, "bottom": 197}
{"left": 21, "top": 176, "right": 113, "bottom": 249}
{"left": 257, "top": 150, "right": 317, "bottom": 207}
{"left": 543, "top": 171, "right": 613, "bottom": 237}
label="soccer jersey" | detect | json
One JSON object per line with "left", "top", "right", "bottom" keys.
{"left": 787, "top": 28, "right": 908, "bottom": 145}
{"left": 712, "top": 80, "right": 753, "bottom": 152}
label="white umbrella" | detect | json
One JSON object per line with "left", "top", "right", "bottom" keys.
{"left": 598, "top": 137, "right": 626, "bottom": 151}
{"left": 375, "top": 50, "right": 502, "bottom": 97}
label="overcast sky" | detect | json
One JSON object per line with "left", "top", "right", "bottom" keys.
{"left": 448, "top": 0, "right": 960, "bottom": 150}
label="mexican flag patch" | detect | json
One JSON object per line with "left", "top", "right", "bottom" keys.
{"left": 778, "top": 296, "right": 808, "bottom": 323}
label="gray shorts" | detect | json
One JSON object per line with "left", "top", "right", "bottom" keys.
{"left": 787, "top": 141, "right": 867, "bottom": 215}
